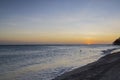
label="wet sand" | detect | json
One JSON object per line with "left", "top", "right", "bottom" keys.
{"left": 53, "top": 52, "right": 120, "bottom": 80}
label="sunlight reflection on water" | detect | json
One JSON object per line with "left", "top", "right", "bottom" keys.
{"left": 0, "top": 45, "right": 119, "bottom": 80}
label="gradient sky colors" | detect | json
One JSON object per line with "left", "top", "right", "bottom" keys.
{"left": 0, "top": 0, "right": 120, "bottom": 44}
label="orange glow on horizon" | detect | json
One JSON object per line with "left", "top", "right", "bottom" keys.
{"left": 84, "top": 39, "right": 94, "bottom": 44}
{"left": 0, "top": 33, "right": 118, "bottom": 44}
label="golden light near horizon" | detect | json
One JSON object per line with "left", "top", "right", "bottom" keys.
{"left": 0, "top": 0, "right": 120, "bottom": 44}
{"left": 86, "top": 40, "right": 93, "bottom": 45}
{"left": 0, "top": 32, "right": 119, "bottom": 44}
{"left": 83, "top": 37, "right": 94, "bottom": 45}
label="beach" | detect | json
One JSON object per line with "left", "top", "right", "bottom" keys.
{"left": 0, "top": 45, "right": 118, "bottom": 80}
{"left": 53, "top": 51, "right": 120, "bottom": 80}
{"left": 1, "top": 0, "right": 120, "bottom": 80}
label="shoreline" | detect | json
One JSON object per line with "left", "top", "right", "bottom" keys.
{"left": 53, "top": 51, "right": 120, "bottom": 80}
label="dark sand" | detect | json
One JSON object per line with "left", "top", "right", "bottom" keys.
{"left": 53, "top": 52, "right": 120, "bottom": 80}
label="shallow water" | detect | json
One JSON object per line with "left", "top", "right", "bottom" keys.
{"left": 0, "top": 45, "right": 119, "bottom": 80}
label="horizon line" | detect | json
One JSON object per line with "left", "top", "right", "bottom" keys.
{"left": 0, "top": 43, "right": 112, "bottom": 46}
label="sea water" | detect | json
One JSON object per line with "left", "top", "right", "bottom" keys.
{"left": 0, "top": 44, "right": 119, "bottom": 80}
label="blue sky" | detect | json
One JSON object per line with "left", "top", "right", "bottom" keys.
{"left": 0, "top": 0, "right": 120, "bottom": 44}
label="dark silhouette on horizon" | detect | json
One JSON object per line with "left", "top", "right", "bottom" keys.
{"left": 113, "top": 37, "right": 120, "bottom": 45}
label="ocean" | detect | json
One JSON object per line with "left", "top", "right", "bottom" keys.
{"left": 0, "top": 44, "right": 119, "bottom": 80}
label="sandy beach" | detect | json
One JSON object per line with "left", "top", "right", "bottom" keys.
{"left": 53, "top": 51, "right": 120, "bottom": 80}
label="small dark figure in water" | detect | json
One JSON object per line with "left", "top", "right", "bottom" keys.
{"left": 80, "top": 50, "right": 82, "bottom": 52}
{"left": 113, "top": 37, "right": 120, "bottom": 45}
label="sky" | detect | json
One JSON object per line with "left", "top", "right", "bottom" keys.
{"left": 0, "top": 0, "right": 120, "bottom": 44}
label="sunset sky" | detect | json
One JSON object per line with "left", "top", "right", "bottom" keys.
{"left": 0, "top": 0, "right": 120, "bottom": 44}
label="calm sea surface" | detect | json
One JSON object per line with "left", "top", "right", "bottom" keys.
{"left": 0, "top": 45, "right": 119, "bottom": 80}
